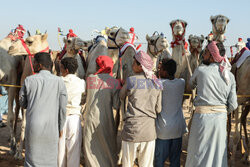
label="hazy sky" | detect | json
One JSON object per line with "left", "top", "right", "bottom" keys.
{"left": 1, "top": 0, "right": 249, "bottom": 56}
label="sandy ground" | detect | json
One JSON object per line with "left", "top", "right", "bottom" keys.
{"left": 0, "top": 108, "right": 249, "bottom": 167}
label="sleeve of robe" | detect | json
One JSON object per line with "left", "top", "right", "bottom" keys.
{"left": 58, "top": 80, "right": 67, "bottom": 132}
{"left": 155, "top": 91, "right": 162, "bottom": 114}
{"left": 113, "top": 78, "right": 121, "bottom": 110}
{"left": 19, "top": 79, "right": 28, "bottom": 109}
{"left": 189, "top": 67, "right": 199, "bottom": 89}
{"left": 227, "top": 75, "right": 238, "bottom": 113}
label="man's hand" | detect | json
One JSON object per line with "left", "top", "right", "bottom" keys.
{"left": 59, "top": 130, "right": 63, "bottom": 138}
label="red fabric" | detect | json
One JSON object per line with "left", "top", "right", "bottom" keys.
{"left": 67, "top": 29, "right": 77, "bottom": 39}
{"left": 15, "top": 25, "right": 26, "bottom": 39}
{"left": 95, "top": 55, "right": 114, "bottom": 76}
{"left": 238, "top": 38, "right": 242, "bottom": 42}
{"left": 130, "top": 27, "right": 134, "bottom": 33}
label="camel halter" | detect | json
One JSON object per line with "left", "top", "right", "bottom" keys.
{"left": 108, "top": 28, "right": 121, "bottom": 49}
{"left": 170, "top": 22, "right": 188, "bottom": 55}
{"left": 147, "top": 31, "right": 161, "bottom": 57}
{"left": 20, "top": 38, "right": 49, "bottom": 75}
{"left": 7, "top": 33, "right": 19, "bottom": 41}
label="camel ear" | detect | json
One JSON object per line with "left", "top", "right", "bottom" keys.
{"left": 210, "top": 16, "right": 215, "bottom": 24}
{"left": 226, "top": 17, "right": 230, "bottom": 24}
{"left": 63, "top": 37, "right": 67, "bottom": 44}
{"left": 183, "top": 21, "right": 188, "bottom": 28}
{"left": 41, "top": 33, "right": 48, "bottom": 41}
{"left": 200, "top": 35, "right": 205, "bottom": 44}
{"left": 146, "top": 34, "right": 150, "bottom": 41}
{"left": 189, "top": 34, "right": 193, "bottom": 40}
{"left": 169, "top": 21, "right": 174, "bottom": 28}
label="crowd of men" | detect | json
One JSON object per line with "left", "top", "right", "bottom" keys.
{"left": 0, "top": 25, "right": 240, "bottom": 167}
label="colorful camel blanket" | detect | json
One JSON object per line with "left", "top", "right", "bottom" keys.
{"left": 235, "top": 48, "right": 250, "bottom": 68}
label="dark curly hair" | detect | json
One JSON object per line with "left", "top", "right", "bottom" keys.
{"left": 61, "top": 57, "right": 78, "bottom": 74}
{"left": 161, "top": 59, "right": 177, "bottom": 76}
{"left": 34, "top": 52, "right": 53, "bottom": 70}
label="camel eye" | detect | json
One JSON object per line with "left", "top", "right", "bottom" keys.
{"left": 110, "top": 32, "right": 114, "bottom": 36}
{"left": 150, "top": 40, "right": 154, "bottom": 44}
{"left": 26, "top": 41, "right": 33, "bottom": 45}
{"left": 67, "top": 40, "right": 71, "bottom": 44}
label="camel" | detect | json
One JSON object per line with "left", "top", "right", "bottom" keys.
{"left": 188, "top": 35, "right": 204, "bottom": 73}
{"left": 146, "top": 31, "right": 171, "bottom": 73}
{"left": 106, "top": 26, "right": 131, "bottom": 78}
{"left": 170, "top": 19, "right": 189, "bottom": 78}
{"left": 229, "top": 49, "right": 250, "bottom": 165}
{"left": 210, "top": 15, "right": 230, "bottom": 42}
{"left": 61, "top": 37, "right": 87, "bottom": 79}
{"left": 8, "top": 33, "right": 50, "bottom": 159}
{"left": 0, "top": 34, "right": 24, "bottom": 156}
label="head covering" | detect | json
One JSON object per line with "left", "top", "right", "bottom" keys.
{"left": 207, "top": 41, "right": 231, "bottom": 84}
{"left": 134, "top": 51, "right": 157, "bottom": 78}
{"left": 130, "top": 27, "right": 134, "bottom": 33}
{"left": 238, "top": 38, "right": 242, "bottom": 42}
{"left": 69, "top": 29, "right": 73, "bottom": 33}
{"left": 95, "top": 55, "right": 114, "bottom": 76}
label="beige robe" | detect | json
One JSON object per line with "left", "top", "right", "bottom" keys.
{"left": 83, "top": 74, "right": 120, "bottom": 167}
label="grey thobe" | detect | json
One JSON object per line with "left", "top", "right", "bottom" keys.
{"left": 185, "top": 63, "right": 238, "bottom": 167}
{"left": 83, "top": 74, "right": 120, "bottom": 167}
{"left": 19, "top": 70, "right": 67, "bottom": 167}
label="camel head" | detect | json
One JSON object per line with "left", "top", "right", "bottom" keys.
{"left": 64, "top": 37, "right": 93, "bottom": 53}
{"left": 210, "top": 15, "right": 229, "bottom": 35}
{"left": 188, "top": 34, "right": 204, "bottom": 51}
{"left": 107, "top": 26, "right": 130, "bottom": 48}
{"left": 170, "top": 19, "right": 187, "bottom": 38}
{"left": 146, "top": 32, "right": 169, "bottom": 56}
{"left": 8, "top": 34, "right": 49, "bottom": 56}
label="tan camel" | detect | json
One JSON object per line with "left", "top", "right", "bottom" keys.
{"left": 230, "top": 50, "right": 250, "bottom": 165}
{"left": 188, "top": 35, "right": 204, "bottom": 73}
{"left": 8, "top": 33, "right": 50, "bottom": 159}
{"left": 170, "top": 19, "right": 189, "bottom": 78}
{"left": 210, "top": 15, "right": 230, "bottom": 42}
{"left": 106, "top": 26, "right": 131, "bottom": 78}
{"left": 146, "top": 32, "right": 170, "bottom": 73}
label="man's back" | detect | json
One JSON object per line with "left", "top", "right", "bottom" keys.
{"left": 156, "top": 78, "right": 187, "bottom": 140}
{"left": 190, "top": 63, "right": 237, "bottom": 111}
{"left": 122, "top": 74, "right": 162, "bottom": 142}
{"left": 21, "top": 70, "right": 67, "bottom": 167}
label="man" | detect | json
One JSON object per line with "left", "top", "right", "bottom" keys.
{"left": 19, "top": 52, "right": 67, "bottom": 167}
{"left": 14, "top": 24, "right": 26, "bottom": 39}
{"left": 120, "top": 51, "right": 162, "bottom": 167}
{"left": 154, "top": 59, "right": 187, "bottom": 167}
{"left": 83, "top": 55, "right": 120, "bottom": 167}
{"left": 58, "top": 57, "right": 85, "bottom": 167}
{"left": 185, "top": 41, "right": 238, "bottom": 167}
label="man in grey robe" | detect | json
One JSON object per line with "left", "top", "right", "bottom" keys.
{"left": 185, "top": 42, "right": 238, "bottom": 167}
{"left": 19, "top": 52, "right": 67, "bottom": 167}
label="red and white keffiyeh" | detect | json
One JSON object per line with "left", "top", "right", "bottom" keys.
{"left": 207, "top": 41, "right": 231, "bottom": 85}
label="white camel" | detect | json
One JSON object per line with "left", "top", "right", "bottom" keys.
{"left": 146, "top": 31, "right": 171, "bottom": 73}
{"left": 8, "top": 33, "right": 50, "bottom": 159}
{"left": 106, "top": 26, "right": 131, "bottom": 78}
{"left": 170, "top": 19, "right": 189, "bottom": 78}
{"left": 0, "top": 34, "right": 24, "bottom": 156}
{"left": 210, "top": 15, "right": 230, "bottom": 43}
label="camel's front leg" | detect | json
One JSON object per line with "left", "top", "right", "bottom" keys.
{"left": 7, "top": 87, "right": 16, "bottom": 155}
{"left": 14, "top": 108, "right": 26, "bottom": 160}
{"left": 241, "top": 105, "right": 249, "bottom": 163}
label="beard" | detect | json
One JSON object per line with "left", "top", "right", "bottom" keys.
{"left": 202, "top": 60, "right": 210, "bottom": 65}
